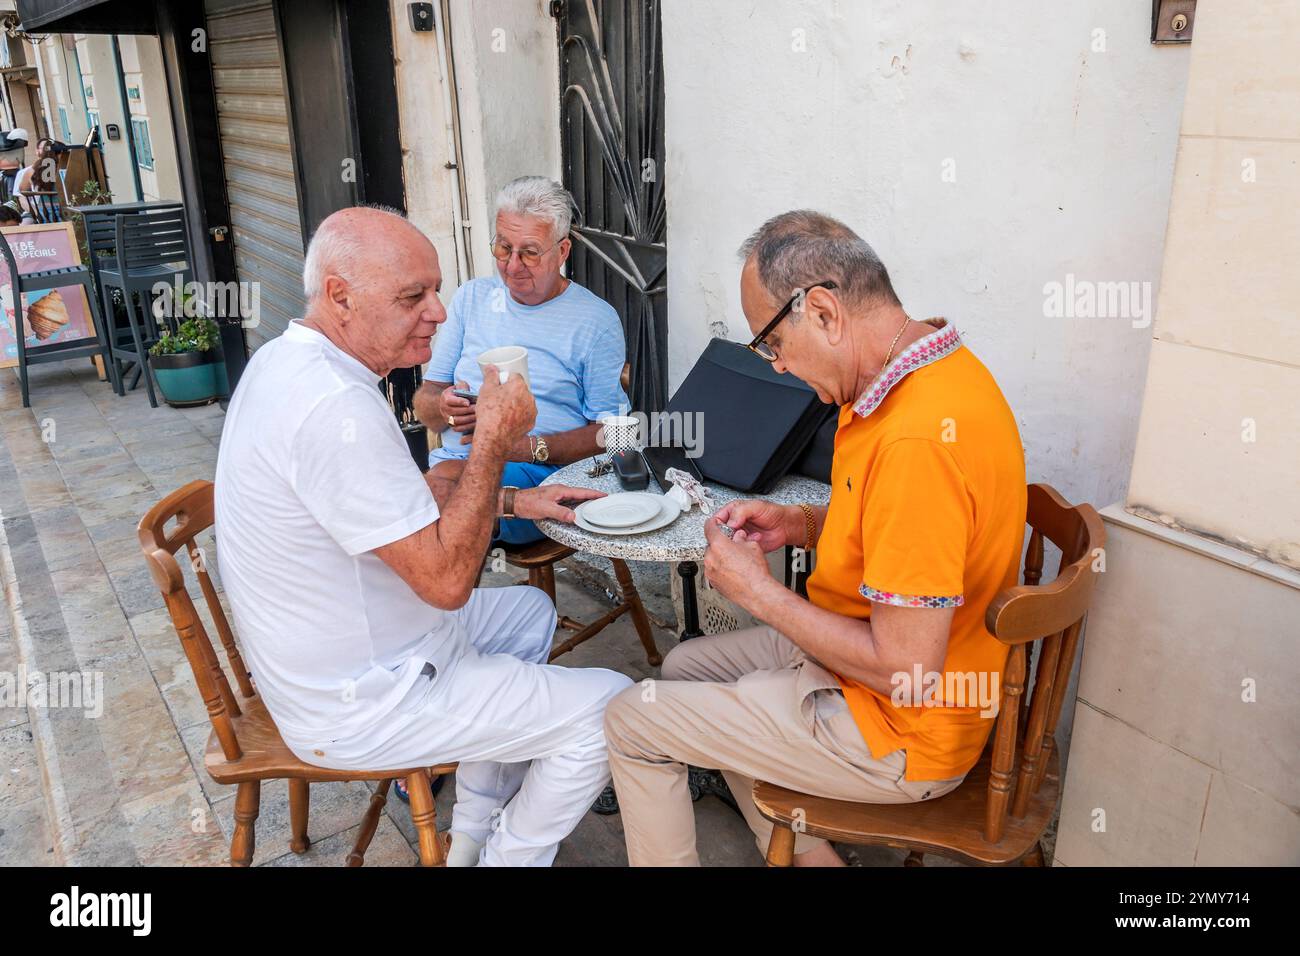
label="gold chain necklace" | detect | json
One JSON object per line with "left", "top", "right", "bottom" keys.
{"left": 880, "top": 314, "right": 910, "bottom": 373}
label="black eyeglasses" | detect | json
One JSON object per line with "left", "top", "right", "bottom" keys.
{"left": 746, "top": 280, "right": 838, "bottom": 362}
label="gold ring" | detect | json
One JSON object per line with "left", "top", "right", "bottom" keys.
{"left": 448, "top": 415, "right": 456, "bottom": 427}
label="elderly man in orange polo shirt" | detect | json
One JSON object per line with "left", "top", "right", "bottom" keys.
{"left": 603, "top": 210, "right": 1028, "bottom": 866}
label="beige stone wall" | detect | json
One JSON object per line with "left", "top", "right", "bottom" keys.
{"left": 1057, "top": 0, "right": 1300, "bottom": 867}
{"left": 1125, "top": 1, "right": 1300, "bottom": 569}
{"left": 117, "top": 36, "right": 181, "bottom": 202}
{"left": 1054, "top": 510, "right": 1300, "bottom": 866}
{"left": 73, "top": 35, "right": 138, "bottom": 203}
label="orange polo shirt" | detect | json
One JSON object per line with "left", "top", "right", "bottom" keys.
{"left": 805, "top": 320, "right": 1026, "bottom": 782}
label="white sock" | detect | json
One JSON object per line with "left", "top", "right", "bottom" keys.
{"left": 446, "top": 831, "right": 486, "bottom": 867}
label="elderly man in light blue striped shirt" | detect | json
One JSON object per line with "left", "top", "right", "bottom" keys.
{"left": 415, "top": 176, "right": 629, "bottom": 545}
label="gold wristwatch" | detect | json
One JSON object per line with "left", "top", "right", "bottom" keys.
{"left": 530, "top": 435, "right": 550, "bottom": 463}
{"left": 502, "top": 486, "right": 520, "bottom": 519}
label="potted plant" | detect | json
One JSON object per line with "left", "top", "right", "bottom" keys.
{"left": 148, "top": 316, "right": 228, "bottom": 407}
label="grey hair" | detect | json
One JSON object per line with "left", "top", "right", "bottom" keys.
{"left": 303, "top": 203, "right": 407, "bottom": 301}
{"left": 495, "top": 176, "right": 574, "bottom": 241}
{"left": 738, "top": 210, "right": 899, "bottom": 313}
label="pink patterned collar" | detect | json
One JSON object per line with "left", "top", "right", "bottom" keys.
{"left": 851, "top": 318, "right": 962, "bottom": 418}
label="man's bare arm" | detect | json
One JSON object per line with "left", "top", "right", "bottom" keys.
{"left": 700, "top": 519, "right": 951, "bottom": 693}
{"left": 425, "top": 467, "right": 460, "bottom": 510}
{"left": 372, "top": 446, "right": 503, "bottom": 610}
{"left": 374, "top": 372, "right": 534, "bottom": 610}
{"left": 504, "top": 422, "right": 604, "bottom": 466}
{"left": 746, "top": 584, "right": 953, "bottom": 694}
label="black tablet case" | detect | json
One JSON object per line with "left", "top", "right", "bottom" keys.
{"left": 661, "top": 338, "right": 836, "bottom": 493}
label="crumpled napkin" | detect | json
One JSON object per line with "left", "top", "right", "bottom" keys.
{"left": 663, "top": 467, "right": 715, "bottom": 515}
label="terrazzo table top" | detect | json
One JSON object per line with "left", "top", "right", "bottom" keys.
{"left": 537, "top": 459, "right": 831, "bottom": 562}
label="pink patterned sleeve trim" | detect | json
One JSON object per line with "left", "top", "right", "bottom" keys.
{"left": 860, "top": 583, "right": 965, "bottom": 608}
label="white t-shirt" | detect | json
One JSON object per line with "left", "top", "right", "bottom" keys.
{"left": 214, "top": 321, "right": 448, "bottom": 756}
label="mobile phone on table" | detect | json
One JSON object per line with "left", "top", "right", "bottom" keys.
{"left": 452, "top": 388, "right": 477, "bottom": 404}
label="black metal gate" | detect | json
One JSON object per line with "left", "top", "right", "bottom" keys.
{"left": 557, "top": 0, "right": 667, "bottom": 414}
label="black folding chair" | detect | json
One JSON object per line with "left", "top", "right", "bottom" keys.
{"left": 0, "top": 230, "right": 117, "bottom": 408}
{"left": 97, "top": 205, "right": 192, "bottom": 408}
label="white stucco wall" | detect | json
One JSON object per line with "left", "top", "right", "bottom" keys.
{"left": 448, "top": 0, "right": 560, "bottom": 281}
{"left": 389, "top": 2, "right": 461, "bottom": 286}
{"left": 660, "top": 0, "right": 1190, "bottom": 507}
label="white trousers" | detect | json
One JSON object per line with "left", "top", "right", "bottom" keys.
{"left": 328, "top": 585, "right": 632, "bottom": 866}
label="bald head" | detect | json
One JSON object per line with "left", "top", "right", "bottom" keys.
{"left": 299, "top": 205, "right": 446, "bottom": 376}
{"left": 303, "top": 205, "right": 429, "bottom": 302}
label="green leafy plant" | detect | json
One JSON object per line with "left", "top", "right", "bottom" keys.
{"left": 65, "top": 180, "right": 114, "bottom": 266}
{"left": 149, "top": 316, "right": 221, "bottom": 357}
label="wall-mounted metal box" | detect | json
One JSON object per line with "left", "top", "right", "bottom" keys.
{"left": 1152, "top": 0, "right": 1196, "bottom": 43}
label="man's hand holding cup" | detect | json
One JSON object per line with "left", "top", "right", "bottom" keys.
{"left": 473, "top": 364, "right": 535, "bottom": 461}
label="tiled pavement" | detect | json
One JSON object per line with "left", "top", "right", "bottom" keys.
{"left": 0, "top": 358, "right": 955, "bottom": 867}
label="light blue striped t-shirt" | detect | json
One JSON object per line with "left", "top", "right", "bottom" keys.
{"left": 426, "top": 275, "right": 629, "bottom": 460}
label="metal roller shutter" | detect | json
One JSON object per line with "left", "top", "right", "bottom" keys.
{"left": 205, "top": 0, "right": 305, "bottom": 350}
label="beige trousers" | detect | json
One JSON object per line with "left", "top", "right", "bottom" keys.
{"left": 604, "top": 624, "right": 965, "bottom": 866}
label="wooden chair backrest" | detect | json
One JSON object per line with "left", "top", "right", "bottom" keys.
{"left": 981, "top": 483, "right": 1105, "bottom": 843}
{"left": 138, "top": 480, "right": 254, "bottom": 763}
{"left": 115, "top": 205, "right": 190, "bottom": 273}
{"left": 20, "top": 190, "right": 62, "bottom": 223}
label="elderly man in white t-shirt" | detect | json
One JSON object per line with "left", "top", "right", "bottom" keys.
{"left": 214, "top": 205, "right": 632, "bottom": 867}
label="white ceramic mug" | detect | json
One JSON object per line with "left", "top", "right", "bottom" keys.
{"left": 477, "top": 346, "right": 530, "bottom": 388}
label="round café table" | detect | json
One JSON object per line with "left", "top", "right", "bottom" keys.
{"left": 536, "top": 460, "right": 832, "bottom": 639}
{"left": 537, "top": 459, "right": 831, "bottom": 813}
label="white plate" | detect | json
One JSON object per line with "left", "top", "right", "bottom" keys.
{"left": 575, "top": 494, "right": 681, "bottom": 536}
{"left": 576, "top": 493, "right": 663, "bottom": 528}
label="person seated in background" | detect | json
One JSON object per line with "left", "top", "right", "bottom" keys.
{"left": 13, "top": 138, "right": 58, "bottom": 223}
{"left": 215, "top": 205, "right": 631, "bottom": 867}
{"left": 414, "top": 175, "right": 629, "bottom": 546}
{"left": 0, "top": 202, "right": 22, "bottom": 226}
{"left": 603, "top": 210, "right": 1028, "bottom": 866}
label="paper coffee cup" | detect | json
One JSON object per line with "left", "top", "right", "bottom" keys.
{"left": 600, "top": 415, "right": 641, "bottom": 454}
{"left": 477, "top": 346, "right": 530, "bottom": 388}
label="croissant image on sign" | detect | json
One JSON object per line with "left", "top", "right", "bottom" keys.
{"left": 25, "top": 288, "right": 70, "bottom": 340}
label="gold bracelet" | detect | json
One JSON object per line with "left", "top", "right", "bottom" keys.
{"left": 796, "top": 503, "right": 816, "bottom": 551}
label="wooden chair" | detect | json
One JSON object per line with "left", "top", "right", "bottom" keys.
{"left": 139, "top": 480, "right": 456, "bottom": 866}
{"left": 500, "top": 540, "right": 661, "bottom": 666}
{"left": 753, "top": 483, "right": 1105, "bottom": 867}
{"left": 19, "top": 190, "right": 62, "bottom": 223}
